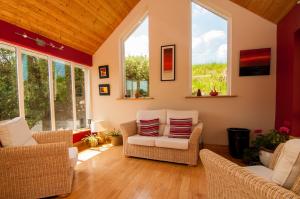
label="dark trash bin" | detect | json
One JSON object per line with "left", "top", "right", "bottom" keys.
{"left": 227, "top": 128, "right": 250, "bottom": 158}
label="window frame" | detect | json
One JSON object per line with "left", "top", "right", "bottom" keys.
{"left": 121, "top": 14, "right": 150, "bottom": 98}
{"left": 190, "top": 0, "right": 232, "bottom": 96}
{"left": 0, "top": 40, "right": 91, "bottom": 130}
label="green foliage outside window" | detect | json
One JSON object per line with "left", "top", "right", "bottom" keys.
{"left": 125, "top": 55, "right": 149, "bottom": 97}
{"left": 192, "top": 63, "right": 227, "bottom": 96}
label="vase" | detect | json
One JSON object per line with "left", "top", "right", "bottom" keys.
{"left": 259, "top": 149, "right": 273, "bottom": 166}
{"left": 110, "top": 136, "right": 123, "bottom": 146}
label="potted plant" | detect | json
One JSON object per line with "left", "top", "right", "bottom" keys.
{"left": 105, "top": 129, "right": 122, "bottom": 146}
{"left": 243, "top": 126, "right": 290, "bottom": 165}
{"left": 82, "top": 133, "right": 100, "bottom": 147}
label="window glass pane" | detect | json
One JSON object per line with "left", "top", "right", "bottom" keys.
{"left": 124, "top": 17, "right": 149, "bottom": 97}
{"left": 22, "top": 52, "right": 51, "bottom": 130}
{"left": 0, "top": 44, "right": 19, "bottom": 120}
{"left": 53, "top": 61, "right": 73, "bottom": 130}
{"left": 192, "top": 3, "right": 228, "bottom": 95}
{"left": 75, "top": 67, "right": 86, "bottom": 129}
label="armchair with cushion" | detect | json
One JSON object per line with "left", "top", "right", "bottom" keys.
{"left": 200, "top": 139, "right": 300, "bottom": 199}
{"left": 0, "top": 117, "right": 77, "bottom": 198}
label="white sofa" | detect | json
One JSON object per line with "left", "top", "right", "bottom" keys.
{"left": 120, "top": 109, "right": 203, "bottom": 165}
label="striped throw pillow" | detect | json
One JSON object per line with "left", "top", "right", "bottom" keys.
{"left": 139, "top": 118, "right": 159, "bottom": 136}
{"left": 169, "top": 118, "right": 192, "bottom": 138}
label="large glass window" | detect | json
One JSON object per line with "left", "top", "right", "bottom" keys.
{"left": 0, "top": 44, "right": 19, "bottom": 120}
{"left": 124, "top": 16, "right": 149, "bottom": 98}
{"left": 22, "top": 52, "right": 51, "bottom": 130}
{"left": 191, "top": 2, "right": 228, "bottom": 95}
{"left": 75, "top": 67, "right": 86, "bottom": 129}
{"left": 53, "top": 60, "right": 73, "bottom": 130}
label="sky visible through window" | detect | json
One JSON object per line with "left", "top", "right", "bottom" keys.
{"left": 124, "top": 17, "right": 149, "bottom": 57}
{"left": 192, "top": 2, "right": 227, "bottom": 65}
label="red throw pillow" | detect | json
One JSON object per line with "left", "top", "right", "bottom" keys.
{"left": 139, "top": 118, "right": 160, "bottom": 136}
{"left": 169, "top": 118, "right": 192, "bottom": 138}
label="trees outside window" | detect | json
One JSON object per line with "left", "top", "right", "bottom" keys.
{"left": 192, "top": 2, "right": 228, "bottom": 95}
{"left": 22, "top": 53, "right": 51, "bottom": 130}
{"left": 75, "top": 67, "right": 86, "bottom": 129}
{"left": 0, "top": 44, "right": 19, "bottom": 120}
{"left": 124, "top": 16, "right": 149, "bottom": 97}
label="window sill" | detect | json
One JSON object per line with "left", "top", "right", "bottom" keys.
{"left": 73, "top": 128, "right": 90, "bottom": 134}
{"left": 117, "top": 97, "right": 155, "bottom": 101}
{"left": 185, "top": 95, "right": 237, "bottom": 99}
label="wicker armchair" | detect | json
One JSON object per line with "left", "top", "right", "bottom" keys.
{"left": 121, "top": 120, "right": 203, "bottom": 165}
{"left": 0, "top": 130, "right": 75, "bottom": 199}
{"left": 200, "top": 146, "right": 300, "bottom": 199}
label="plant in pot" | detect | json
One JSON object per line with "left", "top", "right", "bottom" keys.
{"left": 82, "top": 133, "right": 100, "bottom": 147}
{"left": 243, "top": 127, "right": 290, "bottom": 165}
{"left": 105, "top": 129, "right": 122, "bottom": 146}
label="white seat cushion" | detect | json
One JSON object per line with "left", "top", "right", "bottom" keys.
{"left": 166, "top": 110, "right": 198, "bottom": 125}
{"left": 272, "top": 139, "right": 300, "bottom": 189}
{"left": 0, "top": 117, "right": 37, "bottom": 147}
{"left": 128, "top": 135, "right": 156, "bottom": 146}
{"left": 155, "top": 136, "right": 189, "bottom": 150}
{"left": 246, "top": 165, "right": 273, "bottom": 181}
{"left": 69, "top": 147, "right": 78, "bottom": 167}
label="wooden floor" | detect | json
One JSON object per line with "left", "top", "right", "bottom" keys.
{"left": 66, "top": 144, "right": 241, "bottom": 199}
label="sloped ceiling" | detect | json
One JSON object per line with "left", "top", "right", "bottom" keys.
{"left": 230, "top": 0, "right": 298, "bottom": 24}
{"left": 0, "top": 0, "right": 140, "bottom": 55}
{"left": 0, "top": 0, "right": 297, "bottom": 55}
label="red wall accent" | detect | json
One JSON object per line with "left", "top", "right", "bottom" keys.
{"left": 276, "top": 5, "right": 300, "bottom": 136}
{"left": 73, "top": 130, "right": 91, "bottom": 143}
{"left": 0, "top": 20, "right": 92, "bottom": 66}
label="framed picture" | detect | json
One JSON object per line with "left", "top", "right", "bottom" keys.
{"left": 99, "top": 84, "right": 110, "bottom": 96}
{"left": 98, "top": 65, "right": 109, "bottom": 79}
{"left": 161, "top": 44, "right": 175, "bottom": 81}
{"left": 239, "top": 48, "right": 271, "bottom": 76}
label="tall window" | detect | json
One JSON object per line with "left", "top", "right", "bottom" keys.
{"left": 53, "top": 60, "right": 73, "bottom": 130}
{"left": 75, "top": 67, "right": 86, "bottom": 129}
{"left": 0, "top": 44, "right": 19, "bottom": 120}
{"left": 124, "top": 16, "right": 149, "bottom": 97}
{"left": 22, "top": 52, "right": 51, "bottom": 130}
{"left": 191, "top": 2, "right": 228, "bottom": 95}
{"left": 0, "top": 41, "right": 89, "bottom": 130}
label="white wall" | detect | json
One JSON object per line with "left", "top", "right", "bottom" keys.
{"left": 91, "top": 0, "right": 277, "bottom": 145}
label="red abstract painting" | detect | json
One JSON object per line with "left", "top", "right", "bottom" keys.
{"left": 239, "top": 48, "right": 271, "bottom": 76}
{"left": 163, "top": 48, "right": 173, "bottom": 72}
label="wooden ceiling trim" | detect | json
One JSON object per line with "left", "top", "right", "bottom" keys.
{"left": 23, "top": 0, "right": 105, "bottom": 43}
{"left": 1, "top": 3, "right": 96, "bottom": 54}
{"left": 230, "top": 0, "right": 297, "bottom": 23}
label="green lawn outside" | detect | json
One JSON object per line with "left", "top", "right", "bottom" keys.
{"left": 192, "top": 63, "right": 227, "bottom": 96}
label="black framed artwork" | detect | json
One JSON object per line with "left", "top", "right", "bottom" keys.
{"left": 99, "top": 84, "right": 110, "bottom": 96}
{"left": 98, "top": 65, "right": 109, "bottom": 79}
{"left": 161, "top": 44, "right": 175, "bottom": 81}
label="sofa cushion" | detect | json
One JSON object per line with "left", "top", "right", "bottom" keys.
{"left": 272, "top": 139, "right": 300, "bottom": 189}
{"left": 155, "top": 136, "right": 189, "bottom": 150}
{"left": 0, "top": 117, "right": 37, "bottom": 147}
{"left": 128, "top": 135, "right": 156, "bottom": 146}
{"left": 137, "top": 109, "right": 166, "bottom": 124}
{"left": 69, "top": 147, "right": 78, "bottom": 167}
{"left": 169, "top": 118, "right": 192, "bottom": 138}
{"left": 246, "top": 165, "right": 273, "bottom": 181}
{"left": 166, "top": 110, "right": 198, "bottom": 125}
{"left": 139, "top": 119, "right": 159, "bottom": 136}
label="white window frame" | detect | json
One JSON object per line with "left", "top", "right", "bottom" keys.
{"left": 120, "top": 14, "right": 149, "bottom": 98}
{"left": 190, "top": 0, "right": 232, "bottom": 96}
{"left": 0, "top": 40, "right": 91, "bottom": 130}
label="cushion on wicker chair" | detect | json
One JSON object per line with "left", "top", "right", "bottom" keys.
{"left": 272, "top": 139, "right": 300, "bottom": 189}
{"left": 0, "top": 117, "right": 37, "bottom": 147}
{"left": 246, "top": 165, "right": 274, "bottom": 181}
{"left": 128, "top": 135, "right": 156, "bottom": 146}
{"left": 155, "top": 136, "right": 189, "bottom": 150}
{"left": 69, "top": 147, "right": 78, "bottom": 167}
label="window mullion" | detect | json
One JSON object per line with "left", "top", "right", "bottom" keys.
{"left": 48, "top": 59, "right": 56, "bottom": 130}
{"left": 16, "top": 47, "right": 25, "bottom": 117}
{"left": 71, "top": 64, "right": 76, "bottom": 130}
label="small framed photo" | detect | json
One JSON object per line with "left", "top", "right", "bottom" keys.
{"left": 99, "top": 84, "right": 110, "bottom": 96}
{"left": 99, "top": 65, "right": 109, "bottom": 79}
{"left": 161, "top": 44, "right": 175, "bottom": 81}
